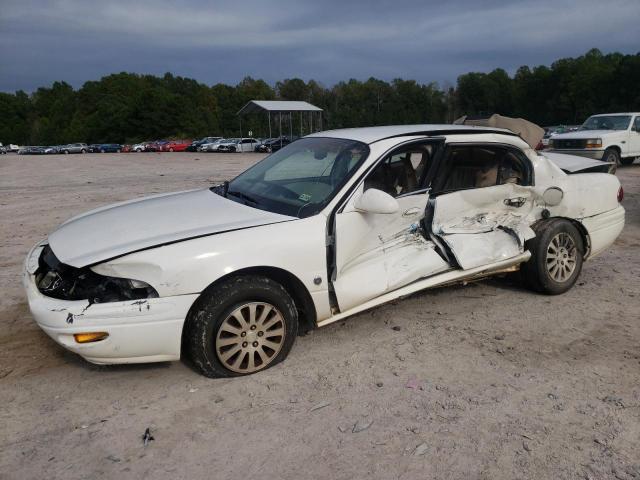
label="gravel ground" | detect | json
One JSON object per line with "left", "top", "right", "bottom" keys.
{"left": 0, "top": 152, "right": 638, "bottom": 480}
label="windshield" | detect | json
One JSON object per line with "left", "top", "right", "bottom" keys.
{"left": 225, "top": 137, "right": 369, "bottom": 218}
{"left": 581, "top": 115, "right": 631, "bottom": 131}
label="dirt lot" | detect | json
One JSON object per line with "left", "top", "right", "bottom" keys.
{"left": 0, "top": 152, "right": 638, "bottom": 480}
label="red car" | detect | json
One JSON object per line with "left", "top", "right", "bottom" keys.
{"left": 160, "top": 140, "right": 192, "bottom": 152}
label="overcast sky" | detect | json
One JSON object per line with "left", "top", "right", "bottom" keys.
{"left": 1, "top": 0, "right": 639, "bottom": 92}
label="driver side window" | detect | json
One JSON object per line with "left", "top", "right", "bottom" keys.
{"left": 364, "top": 146, "right": 432, "bottom": 197}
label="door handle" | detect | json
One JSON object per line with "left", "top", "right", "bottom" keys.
{"left": 403, "top": 207, "right": 421, "bottom": 217}
{"left": 504, "top": 197, "right": 526, "bottom": 208}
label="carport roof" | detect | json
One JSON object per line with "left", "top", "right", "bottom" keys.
{"left": 237, "top": 100, "right": 323, "bottom": 115}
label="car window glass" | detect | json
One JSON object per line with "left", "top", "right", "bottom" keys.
{"left": 437, "top": 146, "right": 528, "bottom": 193}
{"left": 364, "top": 146, "right": 432, "bottom": 197}
{"left": 634, "top": 117, "right": 640, "bottom": 131}
{"left": 228, "top": 137, "right": 369, "bottom": 218}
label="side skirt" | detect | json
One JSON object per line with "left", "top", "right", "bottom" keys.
{"left": 316, "top": 251, "right": 530, "bottom": 328}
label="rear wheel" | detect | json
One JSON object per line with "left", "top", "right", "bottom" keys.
{"left": 521, "top": 219, "right": 584, "bottom": 295}
{"left": 186, "top": 276, "right": 298, "bottom": 377}
{"left": 169, "top": 147, "right": 174, "bottom": 152}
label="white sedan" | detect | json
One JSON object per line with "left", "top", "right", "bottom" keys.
{"left": 24, "top": 125, "right": 625, "bottom": 377}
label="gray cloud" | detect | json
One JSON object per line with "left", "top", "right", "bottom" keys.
{"left": 0, "top": 0, "right": 638, "bottom": 92}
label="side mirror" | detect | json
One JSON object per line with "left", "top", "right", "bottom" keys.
{"left": 354, "top": 188, "right": 399, "bottom": 214}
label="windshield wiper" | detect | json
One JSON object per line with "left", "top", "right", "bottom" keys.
{"left": 227, "top": 189, "right": 259, "bottom": 205}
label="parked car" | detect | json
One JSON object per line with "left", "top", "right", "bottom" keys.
{"left": 96, "top": 144, "right": 123, "bottom": 153}
{"left": 18, "top": 146, "right": 46, "bottom": 155}
{"left": 254, "top": 138, "right": 276, "bottom": 152}
{"left": 121, "top": 145, "right": 133, "bottom": 153}
{"left": 201, "top": 138, "right": 227, "bottom": 152}
{"left": 549, "top": 113, "right": 640, "bottom": 168}
{"left": 256, "top": 136, "right": 295, "bottom": 153}
{"left": 6, "top": 144, "right": 20, "bottom": 152}
{"left": 60, "top": 143, "right": 89, "bottom": 154}
{"left": 144, "top": 140, "right": 169, "bottom": 152}
{"left": 130, "top": 143, "right": 145, "bottom": 152}
{"left": 187, "top": 137, "right": 223, "bottom": 152}
{"left": 216, "top": 138, "right": 260, "bottom": 153}
{"left": 44, "top": 146, "right": 60, "bottom": 154}
{"left": 24, "top": 124, "right": 625, "bottom": 377}
{"left": 160, "top": 140, "right": 192, "bottom": 152}
{"left": 0, "top": 145, "right": 6, "bottom": 154}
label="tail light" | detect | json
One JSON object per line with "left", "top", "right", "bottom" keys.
{"left": 617, "top": 186, "right": 624, "bottom": 203}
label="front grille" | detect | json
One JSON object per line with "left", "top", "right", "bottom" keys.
{"left": 554, "top": 139, "right": 587, "bottom": 149}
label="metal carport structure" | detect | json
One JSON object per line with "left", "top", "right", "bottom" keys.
{"left": 237, "top": 100, "right": 323, "bottom": 147}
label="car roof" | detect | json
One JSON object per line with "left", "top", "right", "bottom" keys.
{"left": 306, "top": 124, "right": 516, "bottom": 144}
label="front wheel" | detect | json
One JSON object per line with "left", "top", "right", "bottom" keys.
{"left": 185, "top": 276, "right": 298, "bottom": 377}
{"left": 602, "top": 147, "right": 620, "bottom": 173}
{"left": 521, "top": 219, "right": 584, "bottom": 295}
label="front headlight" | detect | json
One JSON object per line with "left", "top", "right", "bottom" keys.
{"left": 35, "top": 245, "right": 158, "bottom": 303}
{"left": 585, "top": 138, "right": 602, "bottom": 148}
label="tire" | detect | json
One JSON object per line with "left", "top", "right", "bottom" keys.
{"left": 81, "top": 149, "right": 86, "bottom": 154}
{"left": 116, "top": 149, "right": 121, "bottom": 153}
{"left": 620, "top": 157, "right": 635, "bottom": 166}
{"left": 100, "top": 149, "right": 105, "bottom": 153}
{"left": 186, "top": 275, "right": 298, "bottom": 378}
{"left": 521, "top": 219, "right": 584, "bottom": 295}
{"left": 602, "top": 147, "right": 620, "bottom": 173}
{"left": 169, "top": 147, "right": 174, "bottom": 152}
{"left": 64, "top": 150, "right": 69, "bottom": 154}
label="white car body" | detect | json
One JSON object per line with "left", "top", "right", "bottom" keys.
{"left": 24, "top": 125, "right": 625, "bottom": 366}
{"left": 216, "top": 138, "right": 259, "bottom": 153}
{"left": 549, "top": 113, "right": 640, "bottom": 163}
{"left": 132, "top": 143, "right": 146, "bottom": 152}
{"left": 201, "top": 139, "right": 225, "bottom": 152}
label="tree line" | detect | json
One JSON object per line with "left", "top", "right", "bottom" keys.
{"left": 0, "top": 48, "right": 638, "bottom": 145}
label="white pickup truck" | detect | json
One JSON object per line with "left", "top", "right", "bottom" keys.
{"left": 549, "top": 113, "right": 640, "bottom": 168}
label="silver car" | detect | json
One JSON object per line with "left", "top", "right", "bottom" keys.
{"left": 60, "top": 143, "right": 89, "bottom": 154}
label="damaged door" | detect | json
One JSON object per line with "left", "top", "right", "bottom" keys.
{"left": 331, "top": 140, "right": 451, "bottom": 312}
{"left": 428, "top": 144, "right": 536, "bottom": 270}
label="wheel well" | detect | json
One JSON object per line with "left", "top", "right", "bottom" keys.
{"left": 531, "top": 217, "right": 591, "bottom": 258}
{"left": 182, "top": 267, "right": 317, "bottom": 346}
{"left": 606, "top": 145, "right": 621, "bottom": 155}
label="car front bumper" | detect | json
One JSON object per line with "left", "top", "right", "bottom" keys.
{"left": 547, "top": 149, "right": 605, "bottom": 160}
{"left": 23, "top": 245, "right": 198, "bottom": 365}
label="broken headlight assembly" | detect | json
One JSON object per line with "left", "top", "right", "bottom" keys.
{"left": 35, "top": 245, "right": 158, "bottom": 303}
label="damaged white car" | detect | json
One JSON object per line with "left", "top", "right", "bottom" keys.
{"left": 24, "top": 125, "right": 625, "bottom": 377}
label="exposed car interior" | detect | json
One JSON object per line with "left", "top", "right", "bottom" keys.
{"left": 433, "top": 145, "right": 529, "bottom": 194}
{"left": 364, "top": 145, "right": 433, "bottom": 197}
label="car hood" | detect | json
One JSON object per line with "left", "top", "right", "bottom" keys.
{"left": 553, "top": 130, "right": 622, "bottom": 139}
{"left": 48, "top": 189, "right": 295, "bottom": 268}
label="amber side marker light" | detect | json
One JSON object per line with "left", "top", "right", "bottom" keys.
{"left": 74, "top": 332, "right": 109, "bottom": 344}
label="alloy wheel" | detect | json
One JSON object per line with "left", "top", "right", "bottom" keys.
{"left": 215, "top": 302, "right": 286, "bottom": 373}
{"left": 546, "top": 232, "right": 577, "bottom": 282}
